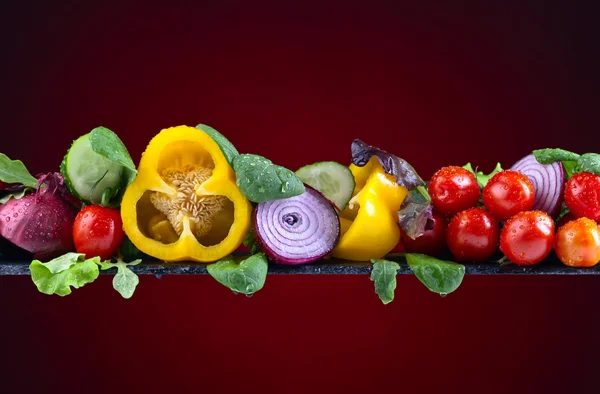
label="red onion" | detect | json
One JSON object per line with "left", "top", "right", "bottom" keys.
{"left": 253, "top": 187, "right": 340, "bottom": 265}
{"left": 0, "top": 173, "right": 78, "bottom": 260}
{"left": 511, "top": 153, "right": 566, "bottom": 218}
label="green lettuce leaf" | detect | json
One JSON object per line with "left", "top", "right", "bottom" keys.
{"left": 463, "top": 162, "right": 503, "bottom": 188}
{"left": 370, "top": 259, "right": 400, "bottom": 304}
{"left": 29, "top": 253, "right": 101, "bottom": 296}
{"left": 207, "top": 253, "right": 268, "bottom": 295}
{"left": 405, "top": 253, "right": 465, "bottom": 295}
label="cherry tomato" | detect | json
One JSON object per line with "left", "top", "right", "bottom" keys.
{"left": 555, "top": 217, "right": 600, "bottom": 267}
{"left": 73, "top": 205, "right": 125, "bottom": 260}
{"left": 400, "top": 210, "right": 447, "bottom": 256}
{"left": 500, "top": 211, "right": 555, "bottom": 265}
{"left": 428, "top": 166, "right": 480, "bottom": 216}
{"left": 564, "top": 172, "right": 600, "bottom": 222}
{"left": 482, "top": 170, "right": 535, "bottom": 221}
{"left": 446, "top": 207, "right": 499, "bottom": 261}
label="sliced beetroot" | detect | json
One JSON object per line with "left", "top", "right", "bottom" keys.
{"left": 253, "top": 187, "right": 340, "bottom": 265}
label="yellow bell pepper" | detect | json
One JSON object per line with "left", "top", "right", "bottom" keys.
{"left": 121, "top": 125, "right": 252, "bottom": 262}
{"left": 332, "top": 157, "right": 408, "bottom": 261}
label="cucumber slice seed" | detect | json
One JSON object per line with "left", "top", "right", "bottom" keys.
{"left": 61, "top": 134, "right": 124, "bottom": 204}
{"left": 296, "top": 161, "right": 355, "bottom": 210}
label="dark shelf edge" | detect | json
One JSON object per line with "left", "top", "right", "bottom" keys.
{"left": 1, "top": 259, "right": 599, "bottom": 276}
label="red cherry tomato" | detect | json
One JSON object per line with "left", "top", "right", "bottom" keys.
{"left": 73, "top": 205, "right": 125, "bottom": 260}
{"left": 500, "top": 211, "right": 555, "bottom": 265}
{"left": 482, "top": 170, "right": 535, "bottom": 221}
{"left": 428, "top": 166, "right": 480, "bottom": 216}
{"left": 564, "top": 172, "right": 600, "bottom": 222}
{"left": 400, "top": 210, "right": 447, "bottom": 256}
{"left": 446, "top": 207, "right": 499, "bottom": 262}
{"left": 555, "top": 217, "right": 600, "bottom": 267}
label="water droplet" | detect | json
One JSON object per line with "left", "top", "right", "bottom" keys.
{"left": 4, "top": 217, "right": 9, "bottom": 222}
{"left": 245, "top": 293, "right": 254, "bottom": 298}
{"left": 576, "top": 256, "right": 583, "bottom": 262}
{"left": 155, "top": 274, "right": 162, "bottom": 279}
{"left": 440, "top": 293, "right": 447, "bottom": 298}
{"left": 231, "top": 290, "right": 240, "bottom": 295}
{"left": 13, "top": 213, "right": 18, "bottom": 218}
{"left": 18, "top": 208, "right": 23, "bottom": 213}
{"left": 258, "top": 186, "right": 266, "bottom": 193}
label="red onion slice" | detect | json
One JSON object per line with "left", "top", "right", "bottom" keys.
{"left": 253, "top": 187, "right": 340, "bottom": 265}
{"left": 511, "top": 153, "right": 566, "bottom": 218}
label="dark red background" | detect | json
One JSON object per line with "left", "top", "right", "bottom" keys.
{"left": 1, "top": 1, "right": 599, "bottom": 393}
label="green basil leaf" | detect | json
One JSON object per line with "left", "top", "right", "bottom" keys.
{"left": 577, "top": 153, "right": 600, "bottom": 176}
{"left": 29, "top": 253, "right": 101, "bottom": 296}
{"left": 0, "top": 153, "right": 38, "bottom": 188}
{"left": 562, "top": 161, "right": 578, "bottom": 179}
{"left": 370, "top": 259, "right": 400, "bottom": 305}
{"left": 207, "top": 253, "right": 268, "bottom": 295}
{"left": 533, "top": 148, "right": 580, "bottom": 164}
{"left": 89, "top": 127, "right": 137, "bottom": 174}
{"left": 405, "top": 253, "right": 465, "bottom": 295}
{"left": 243, "top": 231, "right": 261, "bottom": 254}
{"left": 197, "top": 124, "right": 239, "bottom": 166}
{"left": 463, "top": 162, "right": 503, "bottom": 188}
{"left": 232, "top": 154, "right": 305, "bottom": 203}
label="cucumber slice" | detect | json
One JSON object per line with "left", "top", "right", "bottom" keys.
{"left": 296, "top": 161, "right": 355, "bottom": 210}
{"left": 60, "top": 134, "right": 124, "bottom": 204}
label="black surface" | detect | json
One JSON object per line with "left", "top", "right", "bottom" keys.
{"left": 1, "top": 257, "right": 599, "bottom": 276}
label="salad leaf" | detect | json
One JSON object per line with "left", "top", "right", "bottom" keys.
{"left": 100, "top": 259, "right": 142, "bottom": 299}
{"left": 577, "top": 153, "right": 600, "bottom": 175}
{"left": 370, "top": 259, "right": 400, "bottom": 305}
{"left": 0, "top": 185, "right": 32, "bottom": 204}
{"left": 351, "top": 139, "right": 431, "bottom": 238}
{"left": 197, "top": 124, "right": 239, "bottom": 166}
{"left": 88, "top": 126, "right": 138, "bottom": 187}
{"left": 30, "top": 253, "right": 101, "bottom": 296}
{"left": 243, "top": 231, "right": 261, "bottom": 254}
{"left": 533, "top": 148, "right": 580, "bottom": 164}
{"left": 232, "top": 154, "right": 305, "bottom": 203}
{"left": 0, "top": 153, "right": 38, "bottom": 188}
{"left": 463, "top": 162, "right": 503, "bottom": 188}
{"left": 207, "top": 253, "right": 268, "bottom": 295}
{"left": 405, "top": 253, "right": 465, "bottom": 295}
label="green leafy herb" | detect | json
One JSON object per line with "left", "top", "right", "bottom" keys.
{"left": 207, "top": 253, "right": 268, "bottom": 295}
{"left": 0, "top": 153, "right": 38, "bottom": 188}
{"left": 405, "top": 253, "right": 465, "bottom": 295}
{"left": 29, "top": 253, "right": 101, "bottom": 296}
{"left": 577, "top": 153, "right": 600, "bottom": 175}
{"left": 197, "top": 124, "right": 239, "bottom": 166}
{"left": 370, "top": 259, "right": 400, "bottom": 305}
{"left": 533, "top": 148, "right": 580, "bottom": 164}
{"left": 0, "top": 187, "right": 32, "bottom": 204}
{"left": 243, "top": 231, "right": 261, "bottom": 254}
{"left": 100, "top": 259, "right": 142, "bottom": 299}
{"left": 463, "top": 162, "right": 503, "bottom": 188}
{"left": 89, "top": 126, "right": 137, "bottom": 190}
{"left": 232, "top": 154, "right": 305, "bottom": 203}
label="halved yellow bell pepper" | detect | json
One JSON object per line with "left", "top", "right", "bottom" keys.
{"left": 121, "top": 125, "right": 252, "bottom": 262}
{"left": 332, "top": 157, "right": 408, "bottom": 261}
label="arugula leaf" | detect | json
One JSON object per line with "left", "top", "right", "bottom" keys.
{"left": 197, "top": 124, "right": 239, "bottom": 166}
{"left": 29, "top": 253, "right": 101, "bottom": 296}
{"left": 207, "top": 253, "right": 268, "bottom": 295}
{"left": 232, "top": 154, "right": 305, "bottom": 203}
{"left": 405, "top": 253, "right": 465, "bottom": 295}
{"left": 100, "top": 259, "right": 142, "bottom": 299}
{"left": 243, "top": 231, "right": 261, "bottom": 254}
{"left": 533, "top": 148, "right": 580, "bottom": 164}
{"left": 0, "top": 153, "right": 38, "bottom": 188}
{"left": 463, "top": 162, "right": 503, "bottom": 188}
{"left": 370, "top": 259, "right": 400, "bottom": 305}
{"left": 577, "top": 153, "right": 600, "bottom": 175}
